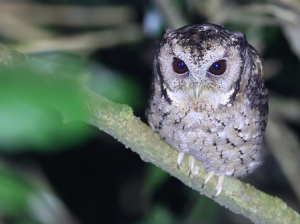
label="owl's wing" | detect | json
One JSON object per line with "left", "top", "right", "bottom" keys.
{"left": 244, "top": 45, "right": 268, "bottom": 132}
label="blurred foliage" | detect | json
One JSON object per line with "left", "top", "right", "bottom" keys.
{"left": 88, "top": 63, "right": 144, "bottom": 110}
{"left": 0, "top": 57, "right": 89, "bottom": 152}
{"left": 0, "top": 51, "right": 145, "bottom": 152}
{"left": 142, "top": 164, "right": 170, "bottom": 197}
{"left": 135, "top": 204, "right": 176, "bottom": 224}
{"left": 141, "top": 163, "right": 223, "bottom": 224}
{"left": 0, "top": 160, "right": 80, "bottom": 224}
{"left": 0, "top": 169, "right": 35, "bottom": 219}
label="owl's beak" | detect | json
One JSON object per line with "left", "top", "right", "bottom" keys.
{"left": 193, "top": 83, "right": 203, "bottom": 100}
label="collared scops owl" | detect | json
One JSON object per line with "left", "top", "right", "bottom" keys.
{"left": 147, "top": 23, "right": 268, "bottom": 197}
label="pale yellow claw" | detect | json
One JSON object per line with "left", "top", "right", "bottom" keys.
{"left": 177, "top": 152, "right": 185, "bottom": 169}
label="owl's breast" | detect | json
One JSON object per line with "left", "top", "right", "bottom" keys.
{"left": 148, "top": 95, "right": 263, "bottom": 177}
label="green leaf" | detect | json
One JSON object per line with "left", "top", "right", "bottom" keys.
{"left": 89, "top": 63, "right": 144, "bottom": 110}
{"left": 0, "top": 169, "right": 33, "bottom": 216}
{"left": 0, "top": 57, "right": 90, "bottom": 152}
{"left": 136, "top": 204, "right": 176, "bottom": 224}
{"left": 142, "top": 164, "right": 170, "bottom": 197}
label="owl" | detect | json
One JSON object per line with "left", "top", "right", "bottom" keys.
{"left": 147, "top": 23, "right": 268, "bottom": 197}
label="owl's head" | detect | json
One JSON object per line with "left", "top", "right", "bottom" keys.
{"left": 154, "top": 23, "right": 263, "bottom": 111}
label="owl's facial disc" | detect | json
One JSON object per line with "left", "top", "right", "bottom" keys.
{"left": 157, "top": 24, "right": 251, "bottom": 108}
{"left": 171, "top": 57, "right": 228, "bottom": 99}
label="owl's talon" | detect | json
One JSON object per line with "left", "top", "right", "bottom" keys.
{"left": 213, "top": 175, "right": 225, "bottom": 198}
{"left": 177, "top": 152, "right": 185, "bottom": 169}
{"left": 188, "top": 156, "right": 196, "bottom": 176}
{"left": 202, "top": 171, "right": 215, "bottom": 188}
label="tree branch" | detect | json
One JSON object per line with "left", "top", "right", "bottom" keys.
{"left": 1, "top": 42, "right": 299, "bottom": 224}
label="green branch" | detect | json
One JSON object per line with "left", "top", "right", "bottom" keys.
{"left": 1, "top": 42, "right": 299, "bottom": 224}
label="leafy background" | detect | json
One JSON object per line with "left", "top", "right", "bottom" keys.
{"left": 1, "top": 0, "right": 300, "bottom": 223}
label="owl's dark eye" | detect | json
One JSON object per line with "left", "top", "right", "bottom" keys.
{"left": 209, "top": 60, "right": 227, "bottom": 75}
{"left": 172, "top": 58, "right": 188, "bottom": 74}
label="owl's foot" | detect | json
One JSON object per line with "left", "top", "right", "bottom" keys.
{"left": 177, "top": 152, "right": 185, "bottom": 169}
{"left": 213, "top": 175, "right": 225, "bottom": 198}
{"left": 177, "top": 153, "right": 196, "bottom": 176}
{"left": 188, "top": 155, "right": 196, "bottom": 176}
{"left": 201, "top": 172, "right": 224, "bottom": 197}
{"left": 202, "top": 171, "right": 215, "bottom": 188}
{"left": 177, "top": 153, "right": 224, "bottom": 196}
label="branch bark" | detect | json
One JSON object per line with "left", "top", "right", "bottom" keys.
{"left": 1, "top": 42, "right": 300, "bottom": 224}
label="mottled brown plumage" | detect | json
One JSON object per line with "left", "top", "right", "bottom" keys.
{"left": 147, "top": 24, "right": 268, "bottom": 196}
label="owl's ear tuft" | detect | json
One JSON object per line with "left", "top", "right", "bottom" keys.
{"left": 248, "top": 45, "right": 263, "bottom": 78}
{"left": 162, "top": 28, "right": 173, "bottom": 37}
{"left": 160, "top": 28, "right": 173, "bottom": 40}
{"left": 159, "top": 28, "right": 173, "bottom": 46}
